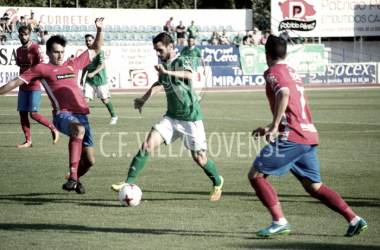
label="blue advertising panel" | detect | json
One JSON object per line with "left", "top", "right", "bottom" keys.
{"left": 211, "top": 66, "right": 265, "bottom": 86}
{"left": 163, "top": 45, "right": 241, "bottom": 67}
{"left": 301, "top": 63, "right": 377, "bottom": 85}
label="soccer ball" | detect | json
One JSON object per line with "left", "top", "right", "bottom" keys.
{"left": 118, "top": 184, "right": 142, "bottom": 207}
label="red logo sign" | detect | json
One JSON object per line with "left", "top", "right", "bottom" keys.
{"left": 279, "top": 0, "right": 316, "bottom": 20}
{"left": 133, "top": 72, "right": 149, "bottom": 87}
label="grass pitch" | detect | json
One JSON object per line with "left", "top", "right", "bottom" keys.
{"left": 0, "top": 88, "right": 379, "bottom": 250}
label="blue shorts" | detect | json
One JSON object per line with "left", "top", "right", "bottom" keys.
{"left": 53, "top": 113, "right": 94, "bottom": 147}
{"left": 253, "top": 138, "right": 321, "bottom": 183}
{"left": 17, "top": 89, "right": 42, "bottom": 112}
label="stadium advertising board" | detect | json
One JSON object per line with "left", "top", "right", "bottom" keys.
{"left": 301, "top": 63, "right": 377, "bottom": 84}
{"left": 272, "top": 0, "right": 380, "bottom": 37}
{"left": 239, "top": 44, "right": 324, "bottom": 75}
{"left": 172, "top": 45, "right": 240, "bottom": 67}
{"left": 211, "top": 66, "right": 266, "bottom": 86}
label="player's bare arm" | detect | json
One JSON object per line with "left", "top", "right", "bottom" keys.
{"left": 80, "top": 67, "right": 88, "bottom": 86}
{"left": 89, "top": 17, "right": 105, "bottom": 59}
{"left": 155, "top": 64, "right": 193, "bottom": 81}
{"left": 134, "top": 81, "right": 164, "bottom": 114}
{"left": 87, "top": 63, "right": 105, "bottom": 79}
{"left": 0, "top": 78, "right": 25, "bottom": 95}
{"left": 266, "top": 88, "right": 289, "bottom": 143}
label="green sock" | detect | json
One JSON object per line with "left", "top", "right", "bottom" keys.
{"left": 105, "top": 101, "right": 116, "bottom": 117}
{"left": 203, "top": 158, "right": 221, "bottom": 186}
{"left": 125, "top": 150, "right": 150, "bottom": 184}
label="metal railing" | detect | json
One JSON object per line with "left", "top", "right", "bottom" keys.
{"left": 326, "top": 45, "right": 380, "bottom": 63}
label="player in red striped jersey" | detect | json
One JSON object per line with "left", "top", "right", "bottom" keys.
{"left": 248, "top": 36, "right": 367, "bottom": 238}
{"left": 0, "top": 18, "right": 105, "bottom": 194}
{"left": 16, "top": 25, "right": 59, "bottom": 148}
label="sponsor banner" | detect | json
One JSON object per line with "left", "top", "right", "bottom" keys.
{"left": 211, "top": 66, "right": 266, "bottom": 86}
{"left": 171, "top": 45, "right": 240, "bottom": 67}
{"left": 239, "top": 44, "right": 324, "bottom": 75}
{"left": 272, "top": 0, "right": 380, "bottom": 37}
{"left": 301, "top": 63, "right": 377, "bottom": 84}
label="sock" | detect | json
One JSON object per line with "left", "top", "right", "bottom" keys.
{"left": 30, "top": 112, "right": 56, "bottom": 131}
{"left": 68, "top": 137, "right": 83, "bottom": 181}
{"left": 349, "top": 216, "right": 361, "bottom": 226}
{"left": 125, "top": 150, "right": 150, "bottom": 184}
{"left": 250, "top": 177, "right": 285, "bottom": 221}
{"left": 310, "top": 184, "right": 356, "bottom": 222}
{"left": 105, "top": 101, "right": 116, "bottom": 117}
{"left": 77, "top": 160, "right": 92, "bottom": 181}
{"left": 203, "top": 158, "right": 222, "bottom": 186}
{"left": 19, "top": 111, "right": 31, "bottom": 142}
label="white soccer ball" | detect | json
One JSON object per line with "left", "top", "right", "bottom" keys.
{"left": 118, "top": 184, "right": 142, "bottom": 207}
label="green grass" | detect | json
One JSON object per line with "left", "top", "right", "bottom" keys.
{"left": 0, "top": 88, "right": 379, "bottom": 250}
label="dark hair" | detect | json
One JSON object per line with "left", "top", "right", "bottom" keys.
{"left": 265, "top": 35, "right": 287, "bottom": 60}
{"left": 18, "top": 25, "right": 31, "bottom": 35}
{"left": 20, "top": 16, "right": 24, "bottom": 19}
{"left": 188, "top": 36, "right": 195, "bottom": 40}
{"left": 85, "top": 34, "right": 94, "bottom": 39}
{"left": 4, "top": 13, "right": 8, "bottom": 16}
{"left": 44, "top": 30, "right": 48, "bottom": 35}
{"left": 46, "top": 35, "right": 67, "bottom": 52}
{"left": 153, "top": 32, "right": 173, "bottom": 46}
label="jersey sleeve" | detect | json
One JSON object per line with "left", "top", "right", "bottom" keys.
{"left": 196, "top": 48, "right": 202, "bottom": 58}
{"left": 18, "top": 64, "right": 42, "bottom": 85}
{"left": 99, "top": 51, "right": 105, "bottom": 65}
{"left": 180, "top": 56, "right": 195, "bottom": 72}
{"left": 73, "top": 50, "right": 92, "bottom": 71}
{"left": 15, "top": 48, "right": 20, "bottom": 67}
{"left": 266, "top": 70, "right": 288, "bottom": 96}
{"left": 36, "top": 45, "right": 44, "bottom": 64}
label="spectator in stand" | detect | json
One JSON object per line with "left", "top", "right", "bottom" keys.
{"left": 219, "top": 30, "right": 231, "bottom": 45}
{"left": 260, "top": 32, "right": 270, "bottom": 45}
{"left": 209, "top": 31, "right": 219, "bottom": 45}
{"left": 269, "top": 29, "right": 276, "bottom": 36}
{"left": 1, "top": 13, "right": 13, "bottom": 33}
{"left": 0, "top": 31, "right": 7, "bottom": 45}
{"left": 176, "top": 20, "right": 186, "bottom": 46}
{"left": 233, "top": 33, "right": 243, "bottom": 45}
{"left": 17, "top": 16, "right": 27, "bottom": 29}
{"left": 243, "top": 31, "right": 252, "bottom": 45}
{"left": 294, "top": 37, "right": 308, "bottom": 45}
{"left": 279, "top": 29, "right": 295, "bottom": 45}
{"left": 38, "top": 30, "right": 51, "bottom": 45}
{"left": 27, "top": 12, "right": 38, "bottom": 32}
{"left": 187, "top": 21, "right": 199, "bottom": 42}
{"left": 164, "top": 17, "right": 174, "bottom": 34}
{"left": 252, "top": 27, "right": 261, "bottom": 46}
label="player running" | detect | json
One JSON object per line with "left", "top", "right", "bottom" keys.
{"left": 80, "top": 34, "right": 118, "bottom": 125}
{"left": 111, "top": 33, "right": 224, "bottom": 201}
{"left": 181, "top": 36, "right": 206, "bottom": 76}
{"left": 248, "top": 36, "right": 367, "bottom": 237}
{"left": 16, "top": 25, "right": 59, "bottom": 148}
{"left": 0, "top": 18, "right": 105, "bottom": 195}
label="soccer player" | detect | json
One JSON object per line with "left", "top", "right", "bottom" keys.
{"left": 248, "top": 36, "right": 367, "bottom": 237}
{"left": 181, "top": 36, "right": 206, "bottom": 76}
{"left": 0, "top": 17, "right": 105, "bottom": 194}
{"left": 80, "top": 34, "right": 117, "bottom": 125}
{"left": 186, "top": 21, "right": 198, "bottom": 42}
{"left": 16, "top": 25, "right": 59, "bottom": 148}
{"left": 111, "top": 33, "right": 224, "bottom": 201}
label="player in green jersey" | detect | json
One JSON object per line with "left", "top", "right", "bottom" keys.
{"left": 80, "top": 34, "right": 118, "bottom": 124}
{"left": 111, "top": 33, "right": 224, "bottom": 201}
{"left": 186, "top": 21, "right": 199, "bottom": 42}
{"left": 181, "top": 36, "right": 206, "bottom": 76}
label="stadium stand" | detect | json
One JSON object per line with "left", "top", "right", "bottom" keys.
{"left": 71, "top": 25, "right": 79, "bottom": 32}
{"left": 80, "top": 25, "right": 88, "bottom": 32}
{"left": 62, "top": 25, "right": 71, "bottom": 32}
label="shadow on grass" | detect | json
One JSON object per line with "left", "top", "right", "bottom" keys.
{"left": 232, "top": 242, "right": 378, "bottom": 250}
{"left": 0, "top": 223, "right": 239, "bottom": 238}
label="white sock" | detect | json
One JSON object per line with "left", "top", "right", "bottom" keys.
{"left": 273, "top": 218, "right": 288, "bottom": 225}
{"left": 349, "top": 216, "right": 361, "bottom": 226}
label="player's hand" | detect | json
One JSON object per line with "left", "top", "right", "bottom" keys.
{"left": 87, "top": 73, "right": 94, "bottom": 79}
{"left": 94, "top": 17, "right": 105, "bottom": 31}
{"left": 251, "top": 127, "right": 269, "bottom": 139}
{"left": 265, "top": 125, "right": 278, "bottom": 143}
{"left": 80, "top": 80, "right": 84, "bottom": 87}
{"left": 134, "top": 98, "right": 145, "bottom": 114}
{"left": 154, "top": 64, "right": 167, "bottom": 75}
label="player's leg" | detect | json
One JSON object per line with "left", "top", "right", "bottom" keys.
{"left": 17, "top": 89, "right": 32, "bottom": 148}
{"left": 248, "top": 139, "right": 304, "bottom": 237}
{"left": 111, "top": 129, "right": 164, "bottom": 192}
{"left": 73, "top": 146, "right": 95, "bottom": 194}
{"left": 82, "top": 82, "right": 96, "bottom": 104}
{"left": 293, "top": 146, "right": 367, "bottom": 237}
{"left": 27, "top": 90, "right": 59, "bottom": 144}
{"left": 98, "top": 85, "right": 117, "bottom": 124}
